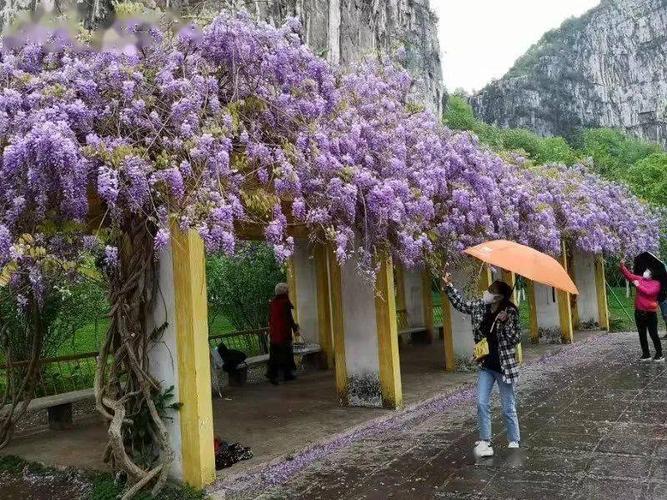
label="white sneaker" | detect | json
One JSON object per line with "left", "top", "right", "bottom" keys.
{"left": 508, "top": 441, "right": 520, "bottom": 449}
{"left": 640, "top": 357, "right": 653, "bottom": 362}
{"left": 473, "top": 440, "right": 494, "bottom": 457}
{"left": 654, "top": 356, "right": 665, "bottom": 363}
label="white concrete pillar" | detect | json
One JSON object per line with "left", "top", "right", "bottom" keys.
{"left": 534, "top": 283, "right": 561, "bottom": 331}
{"left": 331, "top": 254, "right": 402, "bottom": 408}
{"left": 572, "top": 251, "right": 601, "bottom": 326}
{"left": 448, "top": 268, "right": 476, "bottom": 360}
{"left": 147, "top": 244, "right": 183, "bottom": 479}
{"left": 291, "top": 239, "right": 319, "bottom": 344}
{"left": 340, "top": 258, "right": 382, "bottom": 406}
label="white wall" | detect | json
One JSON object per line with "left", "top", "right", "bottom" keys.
{"left": 573, "top": 251, "right": 599, "bottom": 325}
{"left": 292, "top": 240, "right": 319, "bottom": 344}
{"left": 449, "top": 268, "right": 476, "bottom": 359}
{"left": 146, "top": 245, "right": 183, "bottom": 480}
{"left": 340, "top": 258, "right": 382, "bottom": 407}
{"left": 403, "top": 268, "right": 425, "bottom": 328}
{"left": 534, "top": 283, "right": 561, "bottom": 330}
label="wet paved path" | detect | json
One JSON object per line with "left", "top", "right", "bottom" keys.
{"left": 227, "top": 333, "right": 667, "bottom": 499}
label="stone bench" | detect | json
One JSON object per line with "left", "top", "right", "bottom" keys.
{"left": 245, "top": 343, "right": 322, "bottom": 367}
{"left": 397, "top": 309, "right": 430, "bottom": 343}
{"left": 211, "top": 343, "right": 322, "bottom": 393}
{"left": 1, "top": 388, "right": 94, "bottom": 430}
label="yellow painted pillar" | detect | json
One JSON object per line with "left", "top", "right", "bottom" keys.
{"left": 595, "top": 255, "right": 610, "bottom": 330}
{"left": 328, "top": 247, "right": 348, "bottom": 405}
{"left": 314, "top": 245, "right": 334, "bottom": 368}
{"left": 565, "top": 244, "right": 579, "bottom": 329}
{"left": 440, "top": 280, "right": 456, "bottom": 372}
{"left": 421, "top": 272, "right": 434, "bottom": 342}
{"left": 171, "top": 229, "right": 216, "bottom": 488}
{"left": 501, "top": 269, "right": 518, "bottom": 303}
{"left": 557, "top": 242, "right": 574, "bottom": 344}
{"left": 286, "top": 257, "right": 298, "bottom": 323}
{"left": 501, "top": 269, "right": 523, "bottom": 363}
{"left": 375, "top": 256, "right": 403, "bottom": 409}
{"left": 478, "top": 264, "right": 493, "bottom": 292}
{"left": 526, "top": 279, "right": 539, "bottom": 343}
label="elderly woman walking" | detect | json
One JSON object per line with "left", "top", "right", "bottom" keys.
{"left": 266, "top": 282, "right": 299, "bottom": 385}
{"left": 443, "top": 274, "right": 522, "bottom": 457}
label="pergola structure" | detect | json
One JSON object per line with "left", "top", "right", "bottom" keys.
{"left": 145, "top": 224, "right": 611, "bottom": 488}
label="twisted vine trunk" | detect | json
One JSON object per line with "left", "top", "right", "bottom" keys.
{"left": 0, "top": 301, "right": 45, "bottom": 449}
{"left": 94, "top": 218, "right": 174, "bottom": 499}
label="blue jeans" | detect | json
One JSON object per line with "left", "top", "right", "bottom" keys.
{"left": 660, "top": 300, "right": 667, "bottom": 324}
{"left": 477, "top": 368, "right": 520, "bottom": 443}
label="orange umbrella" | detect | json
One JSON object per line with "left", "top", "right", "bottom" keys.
{"left": 463, "top": 240, "right": 579, "bottom": 295}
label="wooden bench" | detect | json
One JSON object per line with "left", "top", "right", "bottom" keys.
{"left": 209, "top": 329, "right": 322, "bottom": 391}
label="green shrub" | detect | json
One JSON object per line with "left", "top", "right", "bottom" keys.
{"left": 578, "top": 128, "right": 661, "bottom": 178}
{"left": 207, "top": 241, "right": 286, "bottom": 332}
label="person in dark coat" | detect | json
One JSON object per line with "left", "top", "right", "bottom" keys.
{"left": 266, "top": 282, "right": 299, "bottom": 385}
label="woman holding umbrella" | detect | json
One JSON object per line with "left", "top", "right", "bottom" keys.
{"left": 620, "top": 258, "right": 663, "bottom": 362}
{"left": 443, "top": 274, "right": 521, "bottom": 457}
{"left": 450, "top": 239, "right": 580, "bottom": 458}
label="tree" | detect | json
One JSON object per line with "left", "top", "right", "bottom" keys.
{"left": 624, "top": 153, "right": 667, "bottom": 205}
{"left": 207, "top": 243, "right": 285, "bottom": 332}
{"left": 578, "top": 128, "right": 661, "bottom": 178}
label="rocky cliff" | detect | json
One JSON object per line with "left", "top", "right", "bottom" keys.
{"left": 0, "top": 0, "right": 443, "bottom": 113}
{"left": 213, "top": 1, "right": 444, "bottom": 113}
{"left": 471, "top": 0, "right": 667, "bottom": 145}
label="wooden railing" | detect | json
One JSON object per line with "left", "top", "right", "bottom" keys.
{"left": 1, "top": 310, "right": 448, "bottom": 399}
{"left": 0, "top": 351, "right": 99, "bottom": 398}
{"left": 208, "top": 327, "right": 270, "bottom": 357}
{"left": 0, "top": 328, "right": 272, "bottom": 399}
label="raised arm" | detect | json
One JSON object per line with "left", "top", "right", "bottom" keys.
{"left": 620, "top": 262, "right": 641, "bottom": 283}
{"left": 444, "top": 283, "right": 483, "bottom": 316}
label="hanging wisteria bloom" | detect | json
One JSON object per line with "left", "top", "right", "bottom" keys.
{"left": 0, "top": 11, "right": 659, "bottom": 291}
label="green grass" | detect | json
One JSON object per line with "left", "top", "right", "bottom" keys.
{"left": 56, "top": 318, "right": 109, "bottom": 356}
{"left": 208, "top": 314, "right": 236, "bottom": 335}
{"left": 57, "top": 311, "right": 238, "bottom": 358}
{"left": 606, "top": 286, "right": 666, "bottom": 334}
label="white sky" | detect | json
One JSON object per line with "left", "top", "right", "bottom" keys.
{"left": 432, "top": 0, "right": 601, "bottom": 93}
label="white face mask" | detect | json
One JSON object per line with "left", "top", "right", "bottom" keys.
{"left": 482, "top": 290, "right": 500, "bottom": 305}
{"left": 643, "top": 270, "right": 652, "bottom": 279}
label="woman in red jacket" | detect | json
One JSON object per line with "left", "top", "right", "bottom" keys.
{"left": 621, "top": 260, "right": 664, "bottom": 362}
{"left": 266, "top": 282, "right": 299, "bottom": 385}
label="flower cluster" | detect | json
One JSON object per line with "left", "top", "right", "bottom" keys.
{"left": 0, "top": 12, "right": 660, "bottom": 299}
